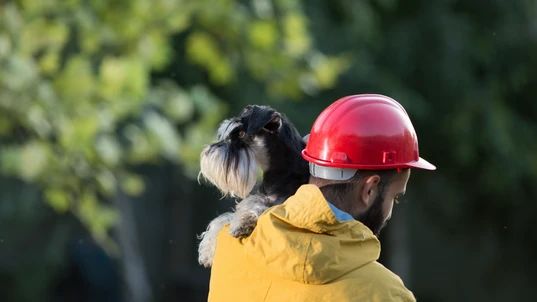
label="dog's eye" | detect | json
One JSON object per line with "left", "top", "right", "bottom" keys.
{"left": 238, "top": 131, "right": 246, "bottom": 138}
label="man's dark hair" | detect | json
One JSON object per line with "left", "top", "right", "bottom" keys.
{"left": 310, "top": 169, "right": 403, "bottom": 220}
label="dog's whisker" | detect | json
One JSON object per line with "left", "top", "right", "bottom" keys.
{"left": 197, "top": 171, "right": 203, "bottom": 185}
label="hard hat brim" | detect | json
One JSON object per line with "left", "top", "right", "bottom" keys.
{"left": 302, "top": 150, "right": 436, "bottom": 171}
{"left": 406, "top": 157, "right": 436, "bottom": 170}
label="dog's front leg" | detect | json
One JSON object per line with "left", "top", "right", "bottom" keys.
{"left": 198, "top": 212, "right": 234, "bottom": 267}
{"left": 228, "top": 194, "right": 274, "bottom": 238}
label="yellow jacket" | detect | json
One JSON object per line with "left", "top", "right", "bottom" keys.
{"left": 208, "top": 184, "right": 416, "bottom": 302}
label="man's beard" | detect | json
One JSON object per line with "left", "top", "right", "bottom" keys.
{"left": 357, "top": 193, "right": 387, "bottom": 237}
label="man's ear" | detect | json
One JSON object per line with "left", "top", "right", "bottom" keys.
{"left": 361, "top": 175, "right": 380, "bottom": 207}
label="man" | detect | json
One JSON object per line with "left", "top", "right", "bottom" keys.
{"left": 208, "top": 94, "right": 435, "bottom": 301}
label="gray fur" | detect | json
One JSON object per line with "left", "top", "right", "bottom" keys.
{"left": 228, "top": 194, "right": 271, "bottom": 238}
{"left": 197, "top": 212, "right": 234, "bottom": 267}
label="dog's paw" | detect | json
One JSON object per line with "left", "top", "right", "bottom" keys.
{"left": 228, "top": 215, "right": 258, "bottom": 239}
{"left": 198, "top": 212, "right": 233, "bottom": 267}
{"left": 198, "top": 232, "right": 216, "bottom": 268}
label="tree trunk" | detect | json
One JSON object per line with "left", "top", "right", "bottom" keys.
{"left": 116, "top": 186, "right": 153, "bottom": 302}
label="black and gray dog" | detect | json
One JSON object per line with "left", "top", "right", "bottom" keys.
{"left": 198, "top": 105, "right": 309, "bottom": 267}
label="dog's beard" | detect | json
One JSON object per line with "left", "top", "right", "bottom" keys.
{"left": 199, "top": 144, "right": 259, "bottom": 199}
{"left": 199, "top": 118, "right": 273, "bottom": 199}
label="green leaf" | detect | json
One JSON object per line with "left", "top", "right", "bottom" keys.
{"left": 182, "top": 125, "right": 208, "bottom": 163}
{"left": 2, "top": 4, "right": 24, "bottom": 36}
{"left": 91, "top": 205, "right": 120, "bottom": 240}
{"left": 186, "top": 32, "right": 234, "bottom": 85}
{"left": 186, "top": 32, "right": 220, "bottom": 65}
{"left": 0, "top": 146, "right": 21, "bottom": 175}
{"left": 144, "top": 111, "right": 182, "bottom": 161}
{"left": 59, "top": 115, "right": 99, "bottom": 149}
{"left": 121, "top": 174, "right": 145, "bottom": 196}
{"left": 99, "top": 56, "right": 127, "bottom": 100}
{"left": 123, "top": 125, "right": 157, "bottom": 163}
{"left": 45, "top": 188, "right": 70, "bottom": 214}
{"left": 252, "top": 0, "right": 275, "bottom": 18}
{"left": 0, "top": 33, "right": 12, "bottom": 59}
{"left": 4, "top": 56, "right": 38, "bottom": 91}
{"left": 19, "top": 140, "right": 50, "bottom": 181}
{"left": 211, "top": 59, "right": 234, "bottom": 85}
{"left": 249, "top": 20, "right": 278, "bottom": 50}
{"left": 283, "top": 13, "right": 311, "bottom": 57}
{"left": 77, "top": 190, "right": 119, "bottom": 240}
{"left": 246, "top": 51, "right": 272, "bottom": 78}
{"left": 140, "top": 30, "right": 171, "bottom": 70}
{"left": 79, "top": 190, "right": 98, "bottom": 222}
{"left": 54, "top": 55, "right": 95, "bottom": 102}
{"left": 311, "top": 54, "right": 351, "bottom": 89}
{"left": 95, "top": 135, "right": 122, "bottom": 167}
{"left": 20, "top": 18, "right": 69, "bottom": 56}
{"left": 20, "top": 0, "right": 52, "bottom": 15}
{"left": 164, "top": 90, "right": 195, "bottom": 123}
{"left": 124, "top": 58, "right": 148, "bottom": 99}
{"left": 38, "top": 50, "right": 61, "bottom": 75}
{"left": 27, "top": 104, "right": 53, "bottom": 138}
{"left": 96, "top": 205, "right": 119, "bottom": 230}
{"left": 75, "top": 9, "right": 100, "bottom": 55}
{"left": 166, "top": 11, "right": 193, "bottom": 32}
{"left": 0, "top": 115, "right": 13, "bottom": 136}
{"left": 190, "top": 85, "right": 226, "bottom": 115}
{"left": 97, "top": 170, "right": 116, "bottom": 197}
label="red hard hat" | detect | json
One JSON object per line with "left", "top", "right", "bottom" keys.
{"left": 302, "top": 94, "right": 435, "bottom": 179}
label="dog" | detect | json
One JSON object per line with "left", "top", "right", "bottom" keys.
{"left": 197, "top": 105, "right": 310, "bottom": 267}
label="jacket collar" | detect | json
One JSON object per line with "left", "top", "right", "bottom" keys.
{"left": 282, "top": 184, "right": 378, "bottom": 240}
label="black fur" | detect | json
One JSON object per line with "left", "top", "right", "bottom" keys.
{"left": 255, "top": 116, "right": 309, "bottom": 202}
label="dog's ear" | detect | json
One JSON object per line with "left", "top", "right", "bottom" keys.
{"left": 246, "top": 106, "right": 280, "bottom": 135}
{"left": 277, "top": 116, "right": 306, "bottom": 154}
{"left": 263, "top": 114, "right": 281, "bottom": 133}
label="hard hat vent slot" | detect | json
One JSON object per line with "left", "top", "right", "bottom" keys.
{"left": 382, "top": 151, "right": 397, "bottom": 164}
{"left": 330, "top": 152, "right": 348, "bottom": 164}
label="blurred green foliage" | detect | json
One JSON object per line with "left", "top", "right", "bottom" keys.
{"left": 0, "top": 0, "right": 346, "bottom": 251}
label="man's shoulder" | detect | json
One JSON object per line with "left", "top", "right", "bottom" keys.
{"left": 365, "top": 261, "right": 408, "bottom": 283}
{"left": 332, "top": 261, "right": 416, "bottom": 302}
